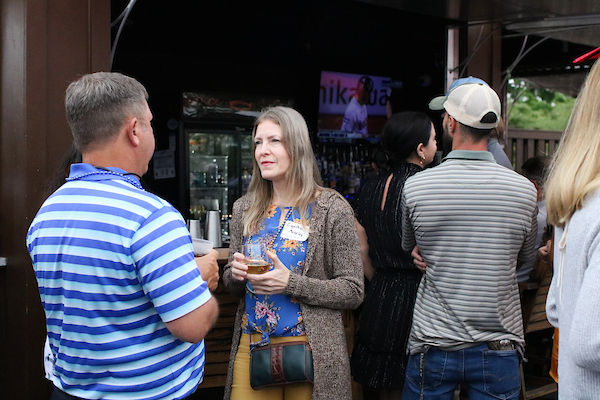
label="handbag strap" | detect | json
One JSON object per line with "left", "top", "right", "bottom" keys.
{"left": 250, "top": 333, "right": 311, "bottom": 351}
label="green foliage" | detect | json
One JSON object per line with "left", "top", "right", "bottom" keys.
{"left": 507, "top": 79, "right": 575, "bottom": 131}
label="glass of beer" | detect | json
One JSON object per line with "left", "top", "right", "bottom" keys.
{"left": 242, "top": 243, "right": 270, "bottom": 274}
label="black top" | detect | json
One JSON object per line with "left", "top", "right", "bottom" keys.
{"left": 351, "top": 162, "right": 424, "bottom": 390}
{"left": 356, "top": 163, "right": 423, "bottom": 273}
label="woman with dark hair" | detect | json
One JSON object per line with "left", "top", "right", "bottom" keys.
{"left": 351, "top": 111, "right": 437, "bottom": 400}
{"left": 43, "top": 142, "right": 82, "bottom": 198}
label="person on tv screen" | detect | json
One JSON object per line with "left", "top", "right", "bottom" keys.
{"left": 341, "top": 75, "right": 373, "bottom": 135}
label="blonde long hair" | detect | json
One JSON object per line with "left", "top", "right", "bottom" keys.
{"left": 242, "top": 106, "right": 325, "bottom": 236}
{"left": 546, "top": 60, "right": 600, "bottom": 226}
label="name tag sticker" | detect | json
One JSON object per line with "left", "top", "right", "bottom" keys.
{"left": 281, "top": 221, "right": 309, "bottom": 241}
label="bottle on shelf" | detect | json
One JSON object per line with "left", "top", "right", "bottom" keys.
{"left": 241, "top": 168, "right": 251, "bottom": 193}
{"left": 347, "top": 163, "right": 360, "bottom": 195}
{"left": 315, "top": 139, "right": 382, "bottom": 195}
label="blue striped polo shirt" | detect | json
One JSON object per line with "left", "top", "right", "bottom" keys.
{"left": 26, "top": 163, "right": 211, "bottom": 400}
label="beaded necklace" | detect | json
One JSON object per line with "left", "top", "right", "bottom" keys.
{"left": 66, "top": 166, "right": 144, "bottom": 190}
{"left": 248, "top": 206, "right": 294, "bottom": 251}
{"left": 245, "top": 206, "right": 294, "bottom": 296}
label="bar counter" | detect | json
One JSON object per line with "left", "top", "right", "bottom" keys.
{"left": 198, "top": 248, "right": 236, "bottom": 388}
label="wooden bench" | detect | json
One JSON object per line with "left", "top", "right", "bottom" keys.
{"left": 518, "top": 242, "right": 558, "bottom": 399}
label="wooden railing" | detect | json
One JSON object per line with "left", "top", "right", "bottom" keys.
{"left": 504, "top": 129, "right": 563, "bottom": 173}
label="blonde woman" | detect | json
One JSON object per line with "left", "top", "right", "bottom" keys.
{"left": 222, "top": 106, "right": 364, "bottom": 400}
{"left": 545, "top": 59, "right": 600, "bottom": 398}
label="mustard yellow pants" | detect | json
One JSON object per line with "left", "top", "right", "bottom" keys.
{"left": 231, "top": 333, "right": 313, "bottom": 400}
{"left": 550, "top": 328, "right": 559, "bottom": 383}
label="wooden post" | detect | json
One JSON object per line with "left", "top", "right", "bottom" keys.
{"left": 0, "top": 1, "right": 110, "bottom": 398}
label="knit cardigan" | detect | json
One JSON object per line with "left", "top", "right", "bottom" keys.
{"left": 546, "top": 191, "right": 600, "bottom": 399}
{"left": 222, "top": 190, "right": 364, "bottom": 399}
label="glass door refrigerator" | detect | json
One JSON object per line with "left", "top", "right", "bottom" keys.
{"left": 181, "top": 125, "right": 253, "bottom": 246}
{"left": 180, "top": 91, "right": 292, "bottom": 246}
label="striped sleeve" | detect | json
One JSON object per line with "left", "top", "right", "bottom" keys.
{"left": 401, "top": 187, "right": 416, "bottom": 252}
{"left": 132, "top": 206, "right": 211, "bottom": 322}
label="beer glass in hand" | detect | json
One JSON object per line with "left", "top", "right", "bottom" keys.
{"left": 242, "top": 243, "right": 270, "bottom": 274}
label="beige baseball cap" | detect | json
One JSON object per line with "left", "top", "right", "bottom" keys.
{"left": 428, "top": 76, "right": 489, "bottom": 111}
{"left": 443, "top": 83, "right": 500, "bottom": 130}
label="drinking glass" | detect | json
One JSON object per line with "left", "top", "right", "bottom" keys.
{"left": 242, "top": 243, "right": 270, "bottom": 274}
{"left": 192, "top": 238, "right": 213, "bottom": 256}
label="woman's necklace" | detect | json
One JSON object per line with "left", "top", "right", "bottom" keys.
{"left": 249, "top": 206, "right": 294, "bottom": 251}
{"left": 267, "top": 206, "right": 294, "bottom": 251}
{"left": 245, "top": 206, "right": 294, "bottom": 296}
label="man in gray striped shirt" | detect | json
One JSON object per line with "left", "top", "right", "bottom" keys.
{"left": 401, "top": 83, "right": 538, "bottom": 399}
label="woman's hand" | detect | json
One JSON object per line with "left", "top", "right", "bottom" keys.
{"left": 230, "top": 252, "right": 249, "bottom": 281}
{"left": 412, "top": 245, "right": 427, "bottom": 273}
{"left": 537, "top": 239, "right": 552, "bottom": 262}
{"left": 356, "top": 220, "right": 375, "bottom": 281}
{"left": 245, "top": 250, "right": 290, "bottom": 295}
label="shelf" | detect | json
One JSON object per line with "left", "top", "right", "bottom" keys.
{"left": 191, "top": 186, "right": 228, "bottom": 190}
{"left": 189, "top": 154, "right": 229, "bottom": 160}
{"left": 316, "top": 130, "right": 381, "bottom": 144}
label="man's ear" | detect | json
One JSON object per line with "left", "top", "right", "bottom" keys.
{"left": 448, "top": 116, "right": 457, "bottom": 138}
{"left": 126, "top": 117, "right": 140, "bottom": 147}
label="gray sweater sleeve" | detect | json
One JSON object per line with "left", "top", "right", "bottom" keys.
{"left": 569, "top": 226, "right": 600, "bottom": 371}
{"left": 284, "top": 193, "right": 364, "bottom": 310}
{"left": 222, "top": 198, "right": 247, "bottom": 296}
{"left": 545, "top": 226, "right": 562, "bottom": 328}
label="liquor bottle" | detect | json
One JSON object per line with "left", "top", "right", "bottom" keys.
{"left": 347, "top": 163, "right": 360, "bottom": 194}
{"left": 328, "top": 163, "right": 337, "bottom": 189}
{"left": 241, "top": 168, "right": 251, "bottom": 193}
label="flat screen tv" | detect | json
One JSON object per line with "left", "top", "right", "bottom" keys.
{"left": 318, "top": 70, "right": 392, "bottom": 140}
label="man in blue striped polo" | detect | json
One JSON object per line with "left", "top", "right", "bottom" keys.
{"left": 27, "top": 72, "right": 219, "bottom": 400}
{"left": 401, "top": 83, "right": 538, "bottom": 399}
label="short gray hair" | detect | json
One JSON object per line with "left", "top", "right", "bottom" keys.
{"left": 65, "top": 72, "right": 148, "bottom": 152}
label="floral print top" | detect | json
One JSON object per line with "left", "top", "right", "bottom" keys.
{"left": 242, "top": 204, "right": 312, "bottom": 349}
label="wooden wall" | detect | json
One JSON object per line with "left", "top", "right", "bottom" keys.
{"left": 0, "top": 1, "right": 110, "bottom": 398}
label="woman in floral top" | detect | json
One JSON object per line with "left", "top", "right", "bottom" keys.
{"left": 242, "top": 203, "right": 311, "bottom": 348}
{"left": 222, "top": 106, "right": 364, "bottom": 400}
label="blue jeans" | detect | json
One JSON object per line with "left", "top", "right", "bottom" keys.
{"left": 402, "top": 344, "right": 521, "bottom": 400}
